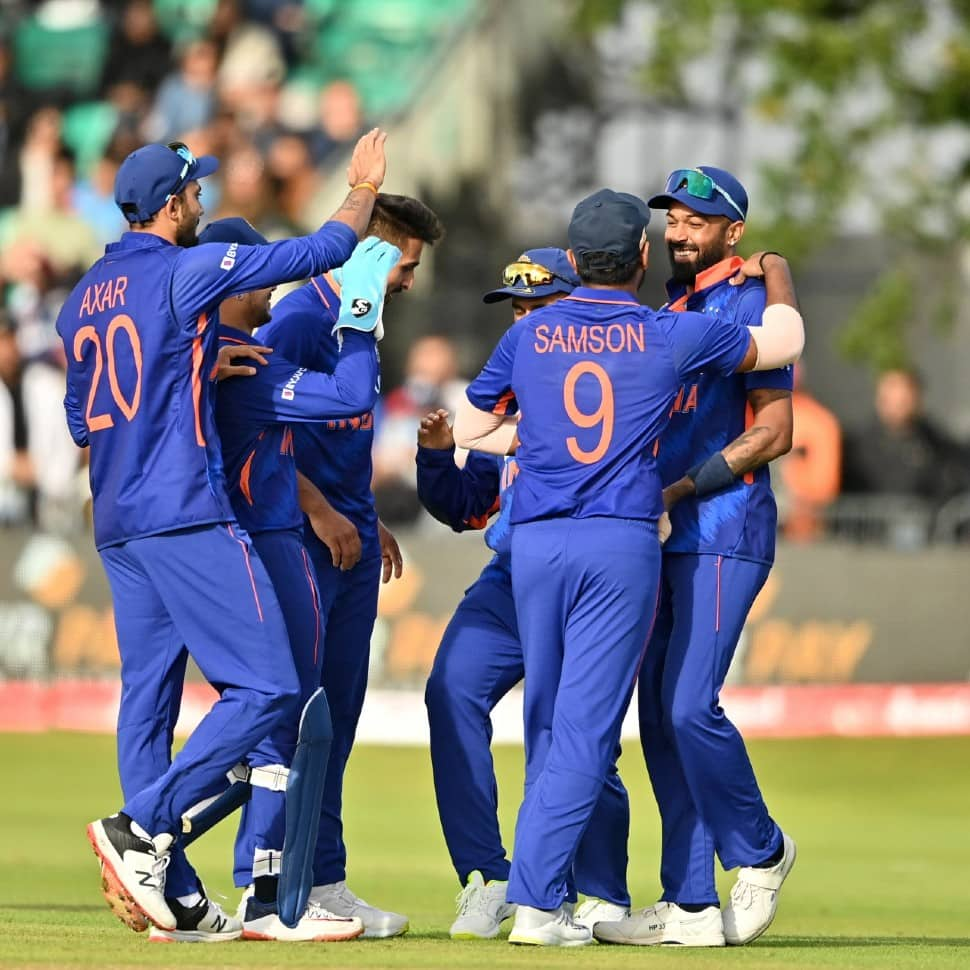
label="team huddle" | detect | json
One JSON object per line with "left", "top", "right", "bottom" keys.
{"left": 57, "top": 129, "right": 804, "bottom": 947}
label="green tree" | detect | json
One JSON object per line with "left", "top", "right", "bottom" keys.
{"left": 573, "top": 0, "right": 970, "bottom": 371}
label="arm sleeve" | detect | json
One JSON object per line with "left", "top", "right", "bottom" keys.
{"left": 227, "top": 331, "right": 378, "bottom": 423}
{"left": 737, "top": 284, "right": 795, "bottom": 392}
{"left": 171, "top": 222, "right": 358, "bottom": 323}
{"left": 416, "top": 447, "right": 501, "bottom": 532}
{"left": 663, "top": 309, "right": 751, "bottom": 381}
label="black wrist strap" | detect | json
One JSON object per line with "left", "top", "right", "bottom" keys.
{"left": 686, "top": 452, "right": 736, "bottom": 497}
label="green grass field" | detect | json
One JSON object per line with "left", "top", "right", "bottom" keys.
{"left": 3, "top": 732, "right": 969, "bottom": 969}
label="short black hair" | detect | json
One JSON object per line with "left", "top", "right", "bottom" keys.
{"left": 368, "top": 194, "right": 445, "bottom": 248}
{"left": 574, "top": 252, "right": 641, "bottom": 286}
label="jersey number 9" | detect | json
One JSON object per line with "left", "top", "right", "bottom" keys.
{"left": 74, "top": 314, "right": 143, "bottom": 432}
{"left": 563, "top": 361, "right": 614, "bottom": 465}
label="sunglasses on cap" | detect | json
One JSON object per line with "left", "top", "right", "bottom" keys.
{"left": 502, "top": 260, "right": 572, "bottom": 289}
{"left": 165, "top": 141, "right": 196, "bottom": 202}
{"left": 665, "top": 168, "right": 745, "bottom": 221}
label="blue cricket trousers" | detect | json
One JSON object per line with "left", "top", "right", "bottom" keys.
{"left": 233, "top": 527, "right": 328, "bottom": 887}
{"left": 304, "top": 531, "right": 382, "bottom": 886}
{"left": 102, "top": 523, "right": 299, "bottom": 897}
{"left": 638, "top": 552, "right": 782, "bottom": 906}
{"left": 507, "top": 517, "right": 660, "bottom": 910}
{"left": 425, "top": 556, "right": 631, "bottom": 905}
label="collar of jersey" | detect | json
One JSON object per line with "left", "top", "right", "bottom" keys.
{"left": 217, "top": 323, "right": 261, "bottom": 345}
{"left": 565, "top": 286, "right": 640, "bottom": 306}
{"left": 109, "top": 231, "right": 176, "bottom": 252}
{"left": 664, "top": 255, "right": 745, "bottom": 311}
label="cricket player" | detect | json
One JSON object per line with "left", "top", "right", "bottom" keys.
{"left": 596, "top": 167, "right": 796, "bottom": 948}
{"left": 201, "top": 219, "right": 401, "bottom": 941}
{"left": 255, "top": 193, "right": 444, "bottom": 937}
{"left": 420, "top": 249, "right": 632, "bottom": 937}
{"left": 454, "top": 188, "right": 804, "bottom": 946}
{"left": 59, "top": 131, "right": 387, "bottom": 938}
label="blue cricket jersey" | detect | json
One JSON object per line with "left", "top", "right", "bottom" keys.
{"left": 215, "top": 325, "right": 379, "bottom": 536}
{"left": 56, "top": 222, "right": 357, "bottom": 549}
{"left": 416, "top": 447, "right": 518, "bottom": 565}
{"left": 466, "top": 287, "right": 751, "bottom": 525}
{"left": 656, "top": 257, "right": 794, "bottom": 564}
{"left": 257, "top": 274, "right": 379, "bottom": 553}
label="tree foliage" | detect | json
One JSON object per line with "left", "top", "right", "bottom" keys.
{"left": 572, "top": 0, "right": 970, "bottom": 371}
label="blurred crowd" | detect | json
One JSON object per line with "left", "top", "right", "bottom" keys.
{"left": 0, "top": 0, "right": 967, "bottom": 547}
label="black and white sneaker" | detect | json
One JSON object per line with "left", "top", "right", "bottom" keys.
{"left": 86, "top": 813, "right": 176, "bottom": 932}
{"left": 149, "top": 896, "right": 243, "bottom": 943}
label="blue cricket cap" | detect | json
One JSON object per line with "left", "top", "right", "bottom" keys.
{"left": 482, "top": 247, "right": 579, "bottom": 304}
{"left": 198, "top": 216, "right": 269, "bottom": 247}
{"left": 567, "top": 189, "right": 651, "bottom": 265}
{"left": 114, "top": 142, "right": 219, "bottom": 223}
{"left": 648, "top": 166, "right": 749, "bottom": 221}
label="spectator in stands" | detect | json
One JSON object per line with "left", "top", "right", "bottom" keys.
{"left": 373, "top": 335, "right": 466, "bottom": 525}
{"left": 842, "top": 368, "right": 969, "bottom": 506}
{"left": 308, "top": 79, "right": 368, "bottom": 168}
{"left": 145, "top": 37, "right": 218, "bottom": 143}
{"left": 0, "top": 315, "right": 33, "bottom": 525}
{"left": 99, "top": 0, "right": 172, "bottom": 105}
{"left": 777, "top": 364, "right": 842, "bottom": 541}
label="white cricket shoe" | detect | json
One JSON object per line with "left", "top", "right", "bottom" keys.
{"left": 723, "top": 832, "right": 797, "bottom": 945}
{"left": 594, "top": 901, "right": 725, "bottom": 946}
{"left": 309, "top": 880, "right": 409, "bottom": 938}
{"left": 149, "top": 897, "right": 242, "bottom": 942}
{"left": 449, "top": 870, "right": 516, "bottom": 939}
{"left": 573, "top": 898, "right": 630, "bottom": 931}
{"left": 241, "top": 896, "right": 363, "bottom": 941}
{"left": 508, "top": 904, "right": 593, "bottom": 947}
{"left": 86, "top": 813, "right": 175, "bottom": 932}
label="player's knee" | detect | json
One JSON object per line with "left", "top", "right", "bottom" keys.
{"left": 668, "top": 693, "right": 718, "bottom": 740}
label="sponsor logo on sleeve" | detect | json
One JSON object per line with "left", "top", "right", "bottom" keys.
{"left": 220, "top": 242, "right": 239, "bottom": 271}
{"left": 281, "top": 367, "right": 307, "bottom": 401}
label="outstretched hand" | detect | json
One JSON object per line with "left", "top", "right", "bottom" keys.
{"left": 417, "top": 409, "right": 454, "bottom": 450}
{"left": 346, "top": 128, "right": 387, "bottom": 190}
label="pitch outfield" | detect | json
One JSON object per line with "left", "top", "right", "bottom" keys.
{"left": 2, "top": 732, "right": 968, "bottom": 969}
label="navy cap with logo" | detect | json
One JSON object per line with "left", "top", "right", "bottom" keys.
{"left": 114, "top": 142, "right": 219, "bottom": 223}
{"left": 648, "top": 166, "right": 748, "bottom": 222}
{"left": 482, "top": 247, "right": 579, "bottom": 304}
{"left": 198, "top": 216, "right": 268, "bottom": 248}
{"left": 567, "top": 189, "right": 651, "bottom": 266}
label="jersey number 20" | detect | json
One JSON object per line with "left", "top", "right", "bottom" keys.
{"left": 74, "top": 315, "right": 143, "bottom": 431}
{"left": 563, "top": 361, "right": 614, "bottom": 464}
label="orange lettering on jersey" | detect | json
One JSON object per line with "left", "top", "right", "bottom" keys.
{"left": 548, "top": 326, "right": 567, "bottom": 353}
{"left": 361, "top": 412, "right": 374, "bottom": 430}
{"left": 588, "top": 326, "right": 605, "bottom": 353}
{"left": 670, "top": 385, "right": 685, "bottom": 416}
{"left": 534, "top": 325, "right": 550, "bottom": 353}
{"left": 683, "top": 384, "right": 698, "bottom": 412}
{"left": 627, "top": 322, "right": 645, "bottom": 352}
{"left": 566, "top": 328, "right": 587, "bottom": 353}
{"left": 113, "top": 276, "right": 128, "bottom": 307}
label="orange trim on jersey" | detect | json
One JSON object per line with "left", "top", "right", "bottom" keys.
{"left": 311, "top": 276, "right": 333, "bottom": 308}
{"left": 227, "top": 524, "right": 264, "bottom": 622}
{"left": 667, "top": 256, "right": 745, "bottom": 312}
{"left": 300, "top": 547, "right": 322, "bottom": 665}
{"left": 465, "top": 495, "right": 501, "bottom": 531}
{"left": 492, "top": 390, "right": 516, "bottom": 416}
{"left": 280, "top": 427, "right": 294, "bottom": 456}
{"left": 564, "top": 294, "right": 640, "bottom": 307}
{"left": 218, "top": 334, "right": 248, "bottom": 345}
{"left": 239, "top": 449, "right": 256, "bottom": 506}
{"left": 191, "top": 313, "right": 209, "bottom": 446}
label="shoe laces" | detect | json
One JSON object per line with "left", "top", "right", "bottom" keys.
{"left": 306, "top": 900, "right": 348, "bottom": 921}
{"left": 146, "top": 850, "right": 170, "bottom": 890}
{"left": 729, "top": 878, "right": 757, "bottom": 910}
{"left": 455, "top": 881, "right": 486, "bottom": 916}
